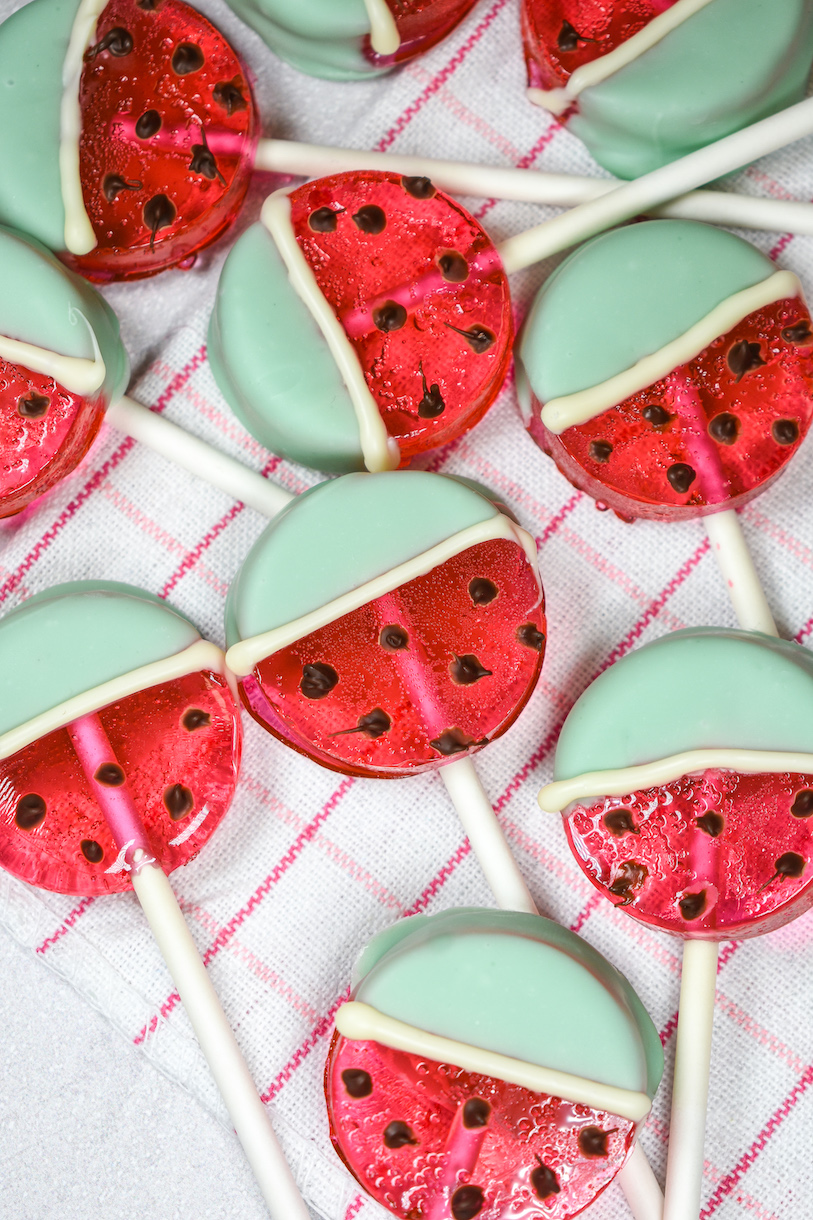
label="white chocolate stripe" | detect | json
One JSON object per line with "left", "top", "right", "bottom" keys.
{"left": 0, "top": 313, "right": 105, "bottom": 396}
{"left": 363, "top": 0, "right": 400, "bottom": 54}
{"left": 225, "top": 515, "right": 540, "bottom": 677}
{"left": 540, "top": 270, "right": 800, "bottom": 435}
{"left": 0, "top": 639, "right": 229, "bottom": 761}
{"left": 538, "top": 748, "right": 813, "bottom": 813}
{"left": 336, "top": 1001, "right": 651, "bottom": 1122}
{"left": 60, "top": 0, "right": 105, "bottom": 254}
{"left": 527, "top": 0, "right": 718, "bottom": 116}
{"left": 260, "top": 191, "right": 399, "bottom": 474}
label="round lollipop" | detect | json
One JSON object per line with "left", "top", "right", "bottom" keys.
{"left": 522, "top": 0, "right": 813, "bottom": 178}
{"left": 539, "top": 627, "right": 813, "bottom": 1219}
{"left": 0, "top": 580, "right": 309, "bottom": 1220}
{"left": 327, "top": 907, "right": 664, "bottom": 1220}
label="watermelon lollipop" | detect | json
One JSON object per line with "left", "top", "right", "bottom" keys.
{"left": 224, "top": 471, "right": 545, "bottom": 779}
{"left": 327, "top": 907, "right": 664, "bottom": 1219}
{"left": 516, "top": 220, "right": 813, "bottom": 524}
{"left": 521, "top": 0, "right": 813, "bottom": 178}
{"left": 209, "top": 171, "right": 513, "bottom": 473}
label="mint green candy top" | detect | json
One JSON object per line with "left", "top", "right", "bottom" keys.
{"left": 224, "top": 0, "right": 384, "bottom": 80}
{"left": 0, "top": 0, "right": 79, "bottom": 250}
{"left": 554, "top": 628, "right": 813, "bottom": 783}
{"left": 352, "top": 907, "right": 663, "bottom": 1098}
{"left": 569, "top": 0, "right": 813, "bottom": 179}
{"left": 209, "top": 223, "right": 366, "bottom": 473}
{"left": 0, "top": 582, "right": 202, "bottom": 737}
{"left": 0, "top": 226, "right": 129, "bottom": 402}
{"left": 226, "top": 471, "right": 500, "bottom": 644}
{"left": 517, "top": 221, "right": 774, "bottom": 405}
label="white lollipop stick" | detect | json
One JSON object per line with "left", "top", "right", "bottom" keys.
{"left": 497, "top": 96, "right": 813, "bottom": 274}
{"left": 65, "top": 711, "right": 309, "bottom": 1220}
{"left": 254, "top": 138, "right": 813, "bottom": 237}
{"left": 704, "top": 511, "right": 777, "bottom": 635}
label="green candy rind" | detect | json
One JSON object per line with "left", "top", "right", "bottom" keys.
{"left": 224, "top": 0, "right": 381, "bottom": 80}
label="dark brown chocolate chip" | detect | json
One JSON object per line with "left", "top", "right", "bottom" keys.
{"left": 609, "top": 860, "right": 647, "bottom": 904}
{"left": 309, "top": 206, "right": 338, "bottom": 233}
{"left": 430, "top": 728, "right": 484, "bottom": 756}
{"left": 603, "top": 809, "right": 637, "bottom": 837}
{"left": 679, "top": 890, "right": 707, "bottom": 920}
{"left": 213, "top": 78, "right": 247, "bottom": 115}
{"left": 772, "top": 419, "right": 799, "bottom": 446}
{"left": 402, "top": 175, "right": 435, "bottom": 199}
{"left": 85, "top": 27, "right": 133, "bottom": 59}
{"left": 578, "top": 1127, "right": 613, "bottom": 1157}
{"left": 696, "top": 812, "right": 724, "bottom": 838}
{"left": 379, "top": 625, "right": 409, "bottom": 650}
{"left": 469, "top": 578, "right": 498, "bottom": 605}
{"left": 182, "top": 708, "right": 211, "bottom": 731}
{"left": 438, "top": 251, "right": 468, "bottom": 283}
{"left": 352, "top": 204, "right": 386, "bottom": 234}
{"left": 418, "top": 365, "right": 444, "bottom": 417}
{"left": 462, "top": 1098, "right": 490, "bottom": 1129}
{"left": 341, "top": 1068, "right": 372, "bottom": 1098}
{"left": 81, "top": 839, "right": 104, "bottom": 864}
{"left": 531, "top": 1159, "right": 560, "bottom": 1199}
{"left": 557, "top": 19, "right": 580, "bottom": 51}
{"left": 136, "top": 0, "right": 158, "bottom": 8}
{"left": 642, "top": 404, "right": 670, "bottom": 427}
{"left": 95, "top": 764, "right": 125, "bottom": 787}
{"left": 451, "top": 1185, "right": 484, "bottom": 1220}
{"left": 589, "top": 440, "right": 612, "bottom": 463}
{"left": 301, "top": 662, "right": 339, "bottom": 699}
{"left": 667, "top": 463, "right": 696, "bottom": 494}
{"left": 450, "top": 654, "right": 492, "bottom": 685}
{"left": 728, "top": 340, "right": 765, "bottom": 381}
{"left": 15, "top": 794, "right": 46, "bottom": 830}
{"left": 102, "top": 173, "right": 142, "bottom": 202}
{"left": 445, "top": 323, "right": 495, "bottom": 353}
{"left": 517, "top": 622, "right": 545, "bottom": 651}
{"left": 189, "top": 139, "right": 225, "bottom": 184}
{"left": 383, "top": 1120, "right": 417, "bottom": 1149}
{"left": 135, "top": 109, "right": 161, "bottom": 139}
{"left": 172, "top": 42, "right": 204, "bottom": 74}
{"left": 333, "top": 708, "right": 392, "bottom": 739}
{"left": 791, "top": 789, "right": 813, "bottom": 818}
{"left": 18, "top": 392, "right": 50, "bottom": 419}
{"left": 143, "top": 194, "right": 176, "bottom": 249}
{"left": 708, "top": 413, "right": 739, "bottom": 445}
{"left": 164, "top": 784, "right": 194, "bottom": 821}
{"left": 782, "top": 320, "right": 813, "bottom": 344}
{"left": 774, "top": 852, "right": 805, "bottom": 880}
{"left": 373, "top": 301, "right": 407, "bottom": 332}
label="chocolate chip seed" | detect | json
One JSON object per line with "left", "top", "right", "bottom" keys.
{"left": 379, "top": 625, "right": 408, "bottom": 650}
{"left": 383, "top": 1121, "right": 416, "bottom": 1149}
{"left": 85, "top": 27, "right": 133, "bottom": 59}
{"left": 172, "top": 42, "right": 204, "bottom": 74}
{"left": 143, "top": 194, "right": 176, "bottom": 249}
{"left": 782, "top": 320, "right": 813, "bottom": 344}
{"left": 332, "top": 708, "right": 392, "bottom": 739}
{"left": 373, "top": 301, "right": 407, "bottom": 332}
{"left": 103, "top": 173, "right": 142, "bottom": 203}
{"left": 557, "top": 19, "right": 580, "bottom": 51}
{"left": 182, "top": 708, "right": 211, "bottom": 731}
{"left": 708, "top": 413, "right": 739, "bottom": 445}
{"left": 462, "top": 1099, "right": 490, "bottom": 1128}
{"left": 791, "top": 789, "right": 813, "bottom": 818}
{"left": 469, "top": 577, "right": 498, "bottom": 605}
{"left": 603, "top": 809, "right": 638, "bottom": 837}
{"left": 696, "top": 812, "right": 724, "bottom": 838}
{"left": 642, "top": 404, "right": 670, "bottom": 427}
{"left": 450, "top": 1186, "right": 484, "bottom": 1220}
{"left": 309, "top": 207, "right": 338, "bottom": 233}
{"left": 589, "top": 440, "right": 612, "bottom": 463}
{"left": 352, "top": 204, "right": 386, "bottom": 234}
{"left": 667, "top": 463, "right": 696, "bottom": 494}
{"left": 418, "top": 365, "right": 444, "bottom": 417}
{"left": 341, "top": 1068, "right": 372, "bottom": 1098}
{"left": 728, "top": 340, "right": 765, "bottom": 380}
{"left": 95, "top": 764, "right": 125, "bottom": 787}
{"left": 610, "top": 860, "right": 647, "bottom": 904}
{"left": 531, "top": 1160, "right": 560, "bottom": 1199}
{"left": 213, "top": 78, "right": 247, "bottom": 115}
{"left": 14, "top": 794, "right": 46, "bottom": 830}
{"left": 18, "top": 392, "right": 50, "bottom": 419}
{"left": 300, "top": 662, "right": 339, "bottom": 700}
{"left": 81, "top": 839, "right": 105, "bottom": 864}
{"left": 164, "top": 784, "right": 194, "bottom": 821}
{"left": 679, "top": 890, "right": 707, "bottom": 920}
{"left": 189, "top": 138, "right": 225, "bottom": 184}
{"left": 438, "top": 251, "right": 468, "bottom": 283}
{"left": 578, "top": 1127, "right": 615, "bottom": 1157}
{"left": 402, "top": 175, "right": 435, "bottom": 199}
{"left": 430, "top": 728, "right": 484, "bottom": 756}
{"left": 774, "top": 852, "right": 805, "bottom": 880}
{"left": 445, "top": 323, "right": 495, "bottom": 353}
{"left": 772, "top": 419, "right": 799, "bottom": 446}
{"left": 450, "top": 654, "right": 492, "bottom": 685}
{"left": 517, "top": 622, "right": 545, "bottom": 651}
{"left": 135, "top": 109, "right": 161, "bottom": 139}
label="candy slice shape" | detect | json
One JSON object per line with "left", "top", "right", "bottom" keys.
{"left": 517, "top": 220, "right": 813, "bottom": 522}
{"left": 0, "top": 581, "right": 241, "bottom": 895}
{"left": 0, "top": 226, "right": 129, "bottom": 516}
{"left": 326, "top": 908, "right": 663, "bottom": 1219}
{"left": 210, "top": 171, "right": 512, "bottom": 473}
{"left": 0, "top": 0, "right": 257, "bottom": 282}
{"left": 225, "top": 472, "right": 545, "bottom": 778}
{"left": 539, "top": 628, "right": 813, "bottom": 940}
{"left": 522, "top": 0, "right": 813, "bottom": 178}
{"left": 224, "top": 0, "right": 478, "bottom": 81}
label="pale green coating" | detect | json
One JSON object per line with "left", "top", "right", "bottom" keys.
{"left": 0, "top": 226, "right": 129, "bottom": 402}
{"left": 554, "top": 628, "right": 813, "bottom": 783}
{"left": 208, "top": 224, "right": 365, "bottom": 473}
{"left": 352, "top": 907, "right": 663, "bottom": 1098}
{"left": 569, "top": 0, "right": 813, "bottom": 179}
{"left": 517, "top": 221, "right": 774, "bottom": 405}
{"left": 0, "top": 582, "right": 202, "bottom": 738}
{"left": 224, "top": 0, "right": 382, "bottom": 80}
{"left": 0, "top": 0, "right": 79, "bottom": 249}
{"left": 225, "top": 471, "right": 499, "bottom": 645}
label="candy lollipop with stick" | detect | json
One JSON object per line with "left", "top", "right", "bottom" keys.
{"left": 326, "top": 907, "right": 664, "bottom": 1220}
{"left": 539, "top": 626, "right": 813, "bottom": 1220}
{"left": 0, "top": 580, "right": 309, "bottom": 1220}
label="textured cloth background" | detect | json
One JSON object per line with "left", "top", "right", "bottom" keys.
{"left": 1, "top": 1, "right": 813, "bottom": 1217}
